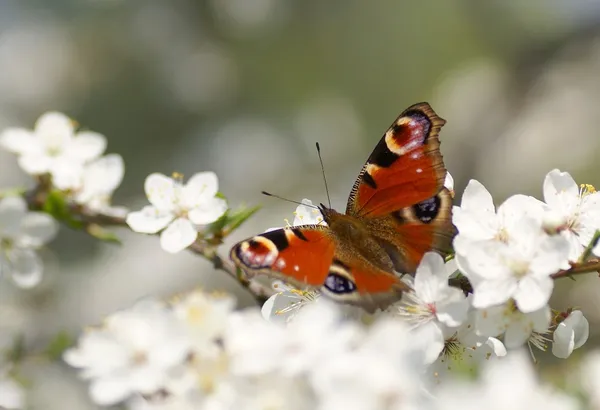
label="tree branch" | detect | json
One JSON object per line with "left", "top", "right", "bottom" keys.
{"left": 24, "top": 186, "right": 272, "bottom": 306}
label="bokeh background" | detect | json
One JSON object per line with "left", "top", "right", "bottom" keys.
{"left": 1, "top": 1, "right": 600, "bottom": 408}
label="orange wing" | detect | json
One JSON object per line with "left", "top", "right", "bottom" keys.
{"left": 321, "top": 259, "right": 408, "bottom": 313}
{"left": 230, "top": 225, "right": 335, "bottom": 289}
{"left": 346, "top": 102, "right": 447, "bottom": 217}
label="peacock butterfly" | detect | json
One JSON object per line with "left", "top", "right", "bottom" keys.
{"left": 230, "top": 103, "right": 455, "bottom": 312}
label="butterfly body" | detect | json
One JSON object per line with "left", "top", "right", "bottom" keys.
{"left": 231, "top": 103, "right": 455, "bottom": 312}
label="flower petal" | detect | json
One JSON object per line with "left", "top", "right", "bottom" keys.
{"left": 17, "top": 212, "right": 58, "bottom": 247}
{"left": 460, "top": 179, "right": 495, "bottom": 214}
{"left": 66, "top": 131, "right": 107, "bottom": 161}
{"left": 17, "top": 153, "right": 53, "bottom": 175}
{"left": 436, "top": 288, "right": 469, "bottom": 327}
{"left": 51, "top": 161, "right": 84, "bottom": 190}
{"left": 475, "top": 305, "right": 508, "bottom": 337}
{"left": 570, "top": 311, "right": 590, "bottom": 349}
{"left": 8, "top": 248, "right": 43, "bottom": 288}
{"left": 182, "top": 171, "right": 219, "bottom": 208}
{"left": 188, "top": 197, "right": 228, "bottom": 225}
{"left": 503, "top": 318, "right": 532, "bottom": 349}
{"left": 513, "top": 276, "right": 553, "bottom": 313}
{"left": 552, "top": 319, "right": 575, "bottom": 359}
{"left": 414, "top": 252, "right": 447, "bottom": 303}
{"left": 0, "top": 377, "right": 24, "bottom": 409}
{"left": 543, "top": 169, "right": 578, "bottom": 209}
{"left": 0, "top": 196, "right": 27, "bottom": 238}
{"left": 78, "top": 154, "right": 125, "bottom": 202}
{"left": 0, "top": 128, "right": 38, "bottom": 155}
{"left": 159, "top": 218, "right": 197, "bottom": 253}
{"left": 126, "top": 206, "right": 173, "bottom": 234}
{"left": 89, "top": 376, "right": 132, "bottom": 406}
{"left": 144, "top": 173, "right": 177, "bottom": 211}
{"left": 471, "top": 278, "right": 516, "bottom": 310}
{"left": 553, "top": 310, "right": 589, "bottom": 359}
{"left": 35, "top": 111, "right": 74, "bottom": 150}
{"left": 411, "top": 320, "right": 445, "bottom": 364}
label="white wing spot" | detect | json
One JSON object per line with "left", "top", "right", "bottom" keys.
{"left": 294, "top": 265, "right": 300, "bottom": 272}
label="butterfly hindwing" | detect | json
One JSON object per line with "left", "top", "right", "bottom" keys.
{"left": 320, "top": 258, "right": 408, "bottom": 313}
{"left": 230, "top": 225, "right": 335, "bottom": 290}
{"left": 366, "top": 188, "right": 455, "bottom": 273}
{"left": 346, "top": 102, "right": 447, "bottom": 217}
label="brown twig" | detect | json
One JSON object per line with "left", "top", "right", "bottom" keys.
{"left": 24, "top": 185, "right": 272, "bottom": 306}
{"left": 551, "top": 258, "right": 600, "bottom": 279}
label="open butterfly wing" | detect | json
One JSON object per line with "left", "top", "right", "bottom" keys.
{"left": 346, "top": 102, "right": 447, "bottom": 218}
{"left": 230, "top": 225, "right": 335, "bottom": 289}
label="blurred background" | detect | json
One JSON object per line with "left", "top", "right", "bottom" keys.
{"left": 1, "top": 0, "right": 600, "bottom": 408}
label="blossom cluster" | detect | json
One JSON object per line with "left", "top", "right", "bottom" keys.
{"left": 0, "top": 111, "right": 599, "bottom": 409}
{"left": 63, "top": 290, "right": 589, "bottom": 410}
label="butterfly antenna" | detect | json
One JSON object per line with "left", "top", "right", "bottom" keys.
{"left": 316, "top": 142, "right": 332, "bottom": 209}
{"left": 261, "top": 191, "right": 319, "bottom": 209}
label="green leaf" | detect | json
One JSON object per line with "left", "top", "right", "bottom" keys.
{"left": 87, "top": 224, "right": 122, "bottom": 244}
{"left": 44, "top": 331, "right": 73, "bottom": 361}
{"left": 205, "top": 204, "right": 261, "bottom": 238}
{"left": 224, "top": 205, "right": 261, "bottom": 234}
{"left": 42, "top": 190, "right": 84, "bottom": 229}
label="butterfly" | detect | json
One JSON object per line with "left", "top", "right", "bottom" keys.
{"left": 230, "top": 102, "right": 455, "bottom": 312}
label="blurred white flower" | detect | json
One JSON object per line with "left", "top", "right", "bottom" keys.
{"left": 436, "top": 350, "right": 579, "bottom": 410}
{"left": 542, "top": 169, "right": 600, "bottom": 262}
{"left": 226, "top": 301, "right": 361, "bottom": 377}
{"left": 452, "top": 179, "right": 544, "bottom": 256}
{"left": 457, "top": 215, "right": 569, "bottom": 313}
{"left": 72, "top": 154, "right": 127, "bottom": 217}
{"left": 261, "top": 281, "right": 320, "bottom": 324}
{"left": 126, "top": 172, "right": 227, "bottom": 253}
{"left": 552, "top": 310, "right": 589, "bottom": 359}
{"left": 0, "top": 112, "right": 106, "bottom": 188}
{"left": 0, "top": 373, "right": 24, "bottom": 409}
{"left": 63, "top": 300, "right": 192, "bottom": 406}
{"left": 392, "top": 252, "right": 468, "bottom": 363}
{"left": 172, "top": 290, "right": 235, "bottom": 356}
{"left": 293, "top": 198, "right": 325, "bottom": 226}
{"left": 0, "top": 196, "right": 58, "bottom": 288}
{"left": 475, "top": 302, "right": 551, "bottom": 350}
{"left": 580, "top": 351, "right": 600, "bottom": 409}
{"left": 429, "top": 310, "right": 506, "bottom": 384}
{"left": 310, "top": 319, "right": 429, "bottom": 410}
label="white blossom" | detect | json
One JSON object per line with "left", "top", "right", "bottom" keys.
{"left": 391, "top": 252, "right": 468, "bottom": 364}
{"left": 0, "top": 373, "right": 24, "bottom": 409}
{"left": 475, "top": 302, "right": 551, "bottom": 350}
{"left": 261, "top": 281, "right": 320, "bottom": 324}
{"left": 429, "top": 310, "right": 506, "bottom": 384}
{"left": 0, "top": 112, "right": 106, "bottom": 187}
{"left": 171, "top": 290, "right": 235, "bottom": 356}
{"left": 310, "top": 319, "right": 430, "bottom": 410}
{"left": 0, "top": 196, "right": 58, "bottom": 288}
{"left": 552, "top": 310, "right": 589, "bottom": 359}
{"left": 456, "top": 215, "right": 569, "bottom": 313}
{"left": 542, "top": 169, "right": 600, "bottom": 262}
{"left": 436, "top": 350, "right": 579, "bottom": 410}
{"left": 126, "top": 172, "right": 227, "bottom": 253}
{"left": 226, "top": 300, "right": 361, "bottom": 377}
{"left": 452, "top": 179, "right": 545, "bottom": 256}
{"left": 293, "top": 198, "right": 325, "bottom": 226}
{"left": 73, "top": 154, "right": 127, "bottom": 216}
{"left": 63, "top": 300, "right": 192, "bottom": 406}
{"left": 580, "top": 350, "right": 600, "bottom": 409}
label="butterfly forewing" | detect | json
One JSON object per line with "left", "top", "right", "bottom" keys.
{"left": 346, "top": 102, "right": 447, "bottom": 217}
